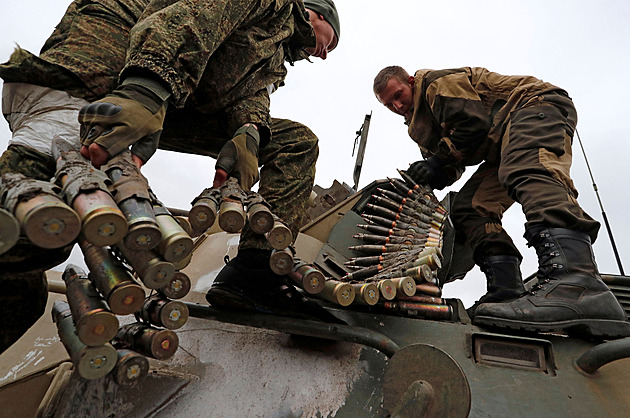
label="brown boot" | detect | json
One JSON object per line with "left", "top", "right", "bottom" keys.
{"left": 473, "top": 227, "right": 630, "bottom": 339}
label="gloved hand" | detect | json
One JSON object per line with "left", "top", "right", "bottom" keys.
{"left": 214, "top": 124, "right": 260, "bottom": 191}
{"left": 406, "top": 156, "right": 443, "bottom": 186}
{"left": 78, "top": 77, "right": 169, "bottom": 168}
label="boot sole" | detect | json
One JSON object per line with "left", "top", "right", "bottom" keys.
{"left": 473, "top": 315, "right": 630, "bottom": 339}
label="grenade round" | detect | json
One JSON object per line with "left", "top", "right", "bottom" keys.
{"left": 218, "top": 199, "right": 246, "bottom": 233}
{"left": 138, "top": 295, "right": 189, "bottom": 330}
{"left": 189, "top": 194, "right": 219, "bottom": 233}
{"left": 247, "top": 202, "right": 274, "bottom": 235}
{"left": 377, "top": 279, "right": 397, "bottom": 301}
{"left": 116, "top": 241, "right": 174, "bottom": 289}
{"left": 270, "top": 248, "right": 294, "bottom": 275}
{"left": 158, "top": 271, "right": 192, "bottom": 300}
{"left": 0, "top": 207, "right": 19, "bottom": 255}
{"left": 62, "top": 264, "right": 119, "bottom": 347}
{"left": 112, "top": 349, "right": 150, "bottom": 388}
{"left": 52, "top": 300, "right": 117, "bottom": 380}
{"left": 115, "top": 323, "right": 179, "bottom": 361}
{"left": 266, "top": 219, "right": 293, "bottom": 250}
{"left": 391, "top": 276, "right": 417, "bottom": 297}
{"left": 289, "top": 262, "right": 326, "bottom": 295}
{"left": 79, "top": 239, "right": 146, "bottom": 315}
{"left": 351, "top": 282, "right": 380, "bottom": 306}
{"left": 320, "top": 280, "right": 355, "bottom": 306}
{"left": 154, "top": 206, "right": 193, "bottom": 263}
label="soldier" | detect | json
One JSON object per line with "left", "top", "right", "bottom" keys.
{"left": 373, "top": 66, "right": 630, "bottom": 338}
{"left": 0, "top": 0, "right": 341, "bottom": 353}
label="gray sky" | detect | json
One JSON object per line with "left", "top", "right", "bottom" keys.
{"left": 2, "top": 0, "right": 630, "bottom": 307}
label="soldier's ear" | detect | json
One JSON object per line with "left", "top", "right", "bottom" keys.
{"left": 408, "top": 75, "right": 415, "bottom": 86}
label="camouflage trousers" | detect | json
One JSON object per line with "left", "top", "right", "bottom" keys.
{"left": 451, "top": 91, "right": 599, "bottom": 263}
{"left": 159, "top": 112, "right": 319, "bottom": 250}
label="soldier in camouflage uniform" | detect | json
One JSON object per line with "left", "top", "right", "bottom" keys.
{"left": 0, "top": 0, "right": 342, "bottom": 353}
{"left": 373, "top": 66, "right": 629, "bottom": 339}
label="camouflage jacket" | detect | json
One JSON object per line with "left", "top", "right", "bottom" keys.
{"left": 406, "top": 67, "right": 563, "bottom": 169}
{"left": 0, "top": 0, "right": 315, "bottom": 138}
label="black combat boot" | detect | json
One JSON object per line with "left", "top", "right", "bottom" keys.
{"left": 467, "top": 255, "right": 526, "bottom": 317}
{"left": 473, "top": 227, "right": 630, "bottom": 339}
{"left": 206, "top": 248, "right": 344, "bottom": 324}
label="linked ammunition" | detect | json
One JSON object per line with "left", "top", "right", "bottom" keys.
{"left": 153, "top": 204, "right": 193, "bottom": 263}
{"left": 349, "top": 243, "right": 423, "bottom": 255}
{"left": 266, "top": 218, "right": 293, "bottom": 250}
{"left": 353, "top": 233, "right": 425, "bottom": 246}
{"left": 0, "top": 207, "right": 19, "bottom": 255}
{"left": 383, "top": 301, "right": 452, "bottom": 320}
{"left": 138, "top": 295, "right": 189, "bottom": 330}
{"left": 189, "top": 187, "right": 220, "bottom": 233}
{"left": 52, "top": 138, "right": 128, "bottom": 247}
{"left": 79, "top": 238, "right": 145, "bottom": 315}
{"left": 246, "top": 195, "right": 274, "bottom": 235}
{"left": 345, "top": 255, "right": 383, "bottom": 267}
{"left": 101, "top": 150, "right": 161, "bottom": 250}
{"left": 409, "top": 263, "right": 433, "bottom": 283}
{"left": 269, "top": 247, "right": 294, "bottom": 275}
{"left": 377, "top": 188, "right": 444, "bottom": 219}
{"left": 404, "top": 254, "right": 442, "bottom": 276}
{"left": 289, "top": 260, "right": 326, "bottom": 294}
{"left": 371, "top": 194, "right": 426, "bottom": 221}
{"left": 390, "top": 276, "right": 416, "bottom": 297}
{"left": 159, "top": 272, "right": 192, "bottom": 300}
{"left": 416, "top": 283, "right": 443, "bottom": 297}
{"left": 1, "top": 173, "right": 81, "bottom": 249}
{"left": 62, "top": 264, "right": 119, "bottom": 347}
{"left": 218, "top": 198, "right": 246, "bottom": 233}
{"left": 115, "top": 323, "right": 179, "bottom": 361}
{"left": 116, "top": 241, "right": 174, "bottom": 289}
{"left": 342, "top": 264, "right": 383, "bottom": 281}
{"left": 319, "top": 280, "right": 355, "bottom": 306}
{"left": 351, "top": 282, "right": 380, "bottom": 306}
{"left": 52, "top": 300, "right": 117, "bottom": 380}
{"left": 112, "top": 349, "right": 149, "bottom": 388}
{"left": 377, "top": 279, "right": 397, "bottom": 301}
{"left": 368, "top": 200, "right": 433, "bottom": 226}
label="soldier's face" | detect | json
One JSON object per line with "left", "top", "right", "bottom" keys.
{"left": 376, "top": 76, "right": 415, "bottom": 120}
{"left": 305, "top": 10, "right": 337, "bottom": 60}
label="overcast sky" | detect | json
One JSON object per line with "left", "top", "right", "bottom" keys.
{"left": 2, "top": 0, "right": 630, "bottom": 307}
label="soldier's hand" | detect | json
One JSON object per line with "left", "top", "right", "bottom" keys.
{"left": 78, "top": 78, "right": 168, "bottom": 168}
{"left": 215, "top": 124, "right": 260, "bottom": 191}
{"left": 407, "top": 157, "right": 442, "bottom": 186}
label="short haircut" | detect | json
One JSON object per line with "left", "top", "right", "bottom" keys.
{"left": 373, "top": 66, "right": 410, "bottom": 96}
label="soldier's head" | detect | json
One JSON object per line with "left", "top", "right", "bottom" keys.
{"left": 373, "top": 66, "right": 415, "bottom": 119}
{"left": 304, "top": 0, "right": 340, "bottom": 60}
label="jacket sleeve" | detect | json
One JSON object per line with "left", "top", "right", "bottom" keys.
{"left": 121, "top": 0, "right": 258, "bottom": 107}
{"left": 425, "top": 72, "right": 491, "bottom": 164}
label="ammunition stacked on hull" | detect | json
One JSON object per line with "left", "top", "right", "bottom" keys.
{"left": 0, "top": 207, "right": 19, "bottom": 255}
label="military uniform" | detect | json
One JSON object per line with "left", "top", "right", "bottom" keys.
{"left": 406, "top": 67, "right": 599, "bottom": 262}
{"left": 0, "top": 0, "right": 321, "bottom": 352}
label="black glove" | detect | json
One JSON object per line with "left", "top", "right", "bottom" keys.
{"left": 407, "top": 157, "right": 443, "bottom": 186}
{"left": 78, "top": 77, "right": 169, "bottom": 165}
{"left": 215, "top": 124, "right": 260, "bottom": 191}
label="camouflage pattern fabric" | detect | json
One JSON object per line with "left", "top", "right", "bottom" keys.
{"left": 406, "top": 68, "right": 600, "bottom": 259}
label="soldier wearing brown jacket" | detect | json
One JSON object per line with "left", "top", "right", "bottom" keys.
{"left": 0, "top": 0, "right": 342, "bottom": 353}
{"left": 373, "top": 66, "right": 629, "bottom": 339}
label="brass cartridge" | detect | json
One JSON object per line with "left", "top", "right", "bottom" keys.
{"left": 390, "top": 276, "right": 417, "bottom": 297}
{"left": 342, "top": 264, "right": 382, "bottom": 282}
{"left": 319, "top": 280, "right": 355, "bottom": 306}
{"left": 79, "top": 238, "right": 145, "bottom": 315}
{"left": 270, "top": 247, "right": 294, "bottom": 275}
{"left": 266, "top": 219, "right": 293, "bottom": 250}
{"left": 397, "top": 294, "right": 444, "bottom": 305}
{"left": 385, "top": 301, "right": 452, "bottom": 320}
{"left": 288, "top": 261, "right": 326, "bottom": 295}
{"left": 52, "top": 300, "right": 117, "bottom": 380}
{"left": 345, "top": 255, "right": 383, "bottom": 267}
{"left": 112, "top": 349, "right": 149, "bottom": 388}
{"left": 158, "top": 271, "right": 191, "bottom": 300}
{"left": 115, "top": 323, "right": 179, "bottom": 361}
{"left": 0, "top": 207, "right": 19, "bottom": 255}
{"left": 154, "top": 205, "right": 193, "bottom": 263}
{"left": 247, "top": 201, "right": 274, "bottom": 235}
{"left": 377, "top": 279, "right": 397, "bottom": 301}
{"left": 138, "top": 295, "right": 189, "bottom": 330}
{"left": 351, "top": 282, "right": 380, "bottom": 306}
{"left": 405, "top": 253, "right": 442, "bottom": 275}
{"left": 62, "top": 264, "right": 119, "bottom": 347}
{"left": 116, "top": 241, "right": 174, "bottom": 289}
